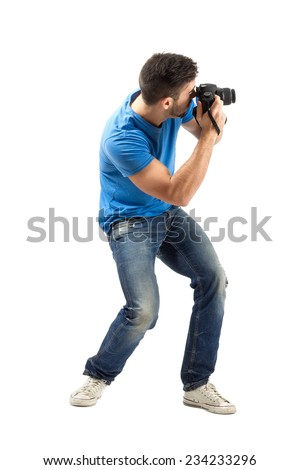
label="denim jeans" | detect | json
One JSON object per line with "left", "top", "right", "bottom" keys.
{"left": 84, "top": 207, "right": 227, "bottom": 391}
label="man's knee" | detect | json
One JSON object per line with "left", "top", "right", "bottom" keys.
{"left": 124, "top": 299, "right": 159, "bottom": 332}
{"left": 192, "top": 265, "right": 227, "bottom": 293}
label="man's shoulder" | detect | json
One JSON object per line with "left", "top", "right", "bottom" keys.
{"left": 103, "top": 126, "right": 149, "bottom": 157}
{"left": 103, "top": 90, "right": 143, "bottom": 133}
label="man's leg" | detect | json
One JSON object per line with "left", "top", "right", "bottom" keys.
{"left": 157, "top": 208, "right": 235, "bottom": 413}
{"left": 85, "top": 226, "right": 160, "bottom": 382}
{"left": 158, "top": 208, "right": 227, "bottom": 389}
{"left": 70, "top": 218, "right": 163, "bottom": 406}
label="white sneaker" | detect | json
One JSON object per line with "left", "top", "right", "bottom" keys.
{"left": 183, "top": 382, "right": 236, "bottom": 414}
{"left": 70, "top": 377, "right": 107, "bottom": 407}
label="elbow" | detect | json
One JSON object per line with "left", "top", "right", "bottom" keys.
{"left": 164, "top": 195, "right": 190, "bottom": 207}
{"left": 167, "top": 181, "right": 192, "bottom": 207}
{"left": 169, "top": 188, "right": 192, "bottom": 207}
{"left": 174, "top": 195, "right": 191, "bottom": 207}
{"left": 179, "top": 197, "right": 190, "bottom": 207}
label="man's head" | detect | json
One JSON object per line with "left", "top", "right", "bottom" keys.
{"left": 139, "top": 52, "right": 198, "bottom": 106}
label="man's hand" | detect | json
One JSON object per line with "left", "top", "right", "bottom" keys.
{"left": 195, "top": 95, "right": 227, "bottom": 142}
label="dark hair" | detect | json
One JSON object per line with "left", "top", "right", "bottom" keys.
{"left": 139, "top": 52, "right": 198, "bottom": 105}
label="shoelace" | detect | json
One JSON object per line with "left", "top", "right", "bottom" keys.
{"left": 203, "top": 383, "right": 230, "bottom": 404}
{"left": 79, "top": 378, "right": 105, "bottom": 396}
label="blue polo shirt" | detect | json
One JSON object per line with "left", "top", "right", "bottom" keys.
{"left": 98, "top": 90, "right": 194, "bottom": 233}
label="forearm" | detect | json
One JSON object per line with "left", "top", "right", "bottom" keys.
{"left": 129, "top": 97, "right": 225, "bottom": 206}
{"left": 169, "top": 129, "right": 216, "bottom": 206}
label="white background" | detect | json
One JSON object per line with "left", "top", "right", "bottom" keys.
{"left": 1, "top": 0, "right": 299, "bottom": 468}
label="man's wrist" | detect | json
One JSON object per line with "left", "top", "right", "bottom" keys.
{"left": 199, "top": 128, "right": 218, "bottom": 145}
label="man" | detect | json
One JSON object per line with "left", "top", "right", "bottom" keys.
{"left": 70, "top": 52, "right": 236, "bottom": 414}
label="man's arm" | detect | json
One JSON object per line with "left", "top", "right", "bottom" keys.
{"left": 182, "top": 109, "right": 225, "bottom": 144}
{"left": 129, "top": 96, "right": 226, "bottom": 207}
{"left": 181, "top": 117, "right": 202, "bottom": 139}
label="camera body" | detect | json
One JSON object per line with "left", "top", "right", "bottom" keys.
{"left": 195, "top": 83, "right": 236, "bottom": 113}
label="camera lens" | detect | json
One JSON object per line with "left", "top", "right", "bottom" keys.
{"left": 221, "top": 88, "right": 236, "bottom": 105}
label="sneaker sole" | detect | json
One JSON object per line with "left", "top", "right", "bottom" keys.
{"left": 69, "top": 397, "right": 98, "bottom": 407}
{"left": 183, "top": 397, "right": 236, "bottom": 415}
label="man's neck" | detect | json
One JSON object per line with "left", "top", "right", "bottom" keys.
{"left": 131, "top": 94, "right": 166, "bottom": 128}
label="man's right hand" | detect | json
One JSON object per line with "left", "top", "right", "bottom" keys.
{"left": 195, "top": 95, "right": 227, "bottom": 140}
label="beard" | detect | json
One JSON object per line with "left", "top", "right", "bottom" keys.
{"left": 169, "top": 99, "right": 192, "bottom": 118}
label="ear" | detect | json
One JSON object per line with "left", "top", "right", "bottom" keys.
{"left": 161, "top": 97, "right": 174, "bottom": 110}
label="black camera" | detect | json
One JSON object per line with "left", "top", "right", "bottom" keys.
{"left": 195, "top": 83, "right": 236, "bottom": 113}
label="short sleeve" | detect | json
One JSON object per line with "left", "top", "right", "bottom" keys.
{"left": 104, "top": 130, "right": 154, "bottom": 177}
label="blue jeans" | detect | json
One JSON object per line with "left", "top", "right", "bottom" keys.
{"left": 84, "top": 207, "right": 227, "bottom": 391}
